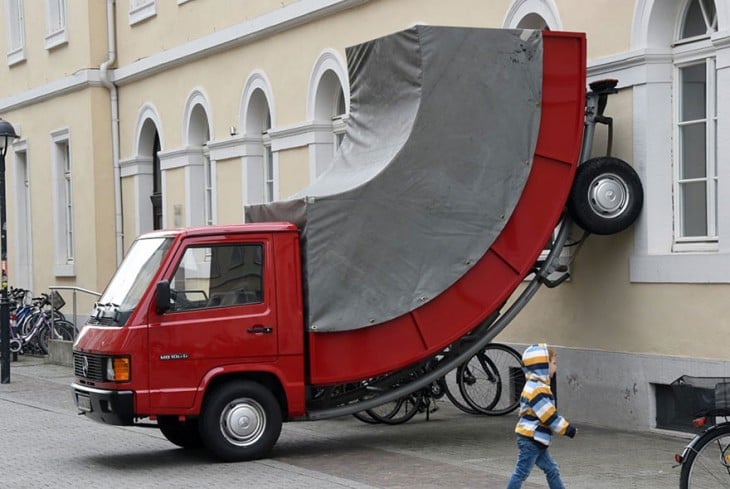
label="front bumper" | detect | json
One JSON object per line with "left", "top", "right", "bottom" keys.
{"left": 71, "top": 383, "right": 135, "bottom": 425}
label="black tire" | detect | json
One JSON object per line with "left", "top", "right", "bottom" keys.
{"left": 157, "top": 416, "right": 204, "bottom": 449}
{"left": 367, "top": 391, "right": 422, "bottom": 425}
{"left": 36, "top": 322, "right": 51, "bottom": 355}
{"left": 198, "top": 381, "right": 282, "bottom": 462}
{"left": 51, "top": 320, "right": 75, "bottom": 341}
{"left": 679, "top": 423, "right": 730, "bottom": 489}
{"left": 458, "top": 351, "right": 501, "bottom": 414}
{"left": 442, "top": 367, "right": 482, "bottom": 415}
{"left": 460, "top": 343, "right": 525, "bottom": 416}
{"left": 37, "top": 319, "right": 74, "bottom": 353}
{"left": 567, "top": 156, "right": 643, "bottom": 235}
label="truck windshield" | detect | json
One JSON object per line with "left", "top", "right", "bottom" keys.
{"left": 91, "top": 237, "right": 172, "bottom": 326}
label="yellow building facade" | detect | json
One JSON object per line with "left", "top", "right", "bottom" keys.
{"left": 1, "top": 0, "right": 729, "bottom": 431}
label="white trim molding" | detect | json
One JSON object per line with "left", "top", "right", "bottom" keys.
{"left": 503, "top": 0, "right": 562, "bottom": 29}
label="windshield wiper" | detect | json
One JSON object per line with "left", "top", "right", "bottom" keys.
{"left": 94, "top": 302, "right": 121, "bottom": 322}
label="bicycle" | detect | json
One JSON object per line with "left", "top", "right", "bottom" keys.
{"left": 353, "top": 344, "right": 521, "bottom": 425}
{"left": 672, "top": 375, "right": 730, "bottom": 489}
{"left": 457, "top": 342, "right": 525, "bottom": 416}
{"left": 13, "top": 292, "right": 74, "bottom": 354}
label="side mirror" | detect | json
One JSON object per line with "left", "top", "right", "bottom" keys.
{"left": 156, "top": 280, "right": 171, "bottom": 315}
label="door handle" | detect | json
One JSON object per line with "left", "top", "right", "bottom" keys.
{"left": 247, "top": 326, "right": 273, "bottom": 334}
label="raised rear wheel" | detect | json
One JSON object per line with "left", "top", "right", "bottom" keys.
{"left": 568, "top": 156, "right": 643, "bottom": 235}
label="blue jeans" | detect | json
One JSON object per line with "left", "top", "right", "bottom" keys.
{"left": 506, "top": 435, "right": 565, "bottom": 489}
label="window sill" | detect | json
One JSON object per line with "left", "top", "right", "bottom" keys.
{"left": 45, "top": 29, "right": 68, "bottom": 51}
{"left": 630, "top": 252, "right": 730, "bottom": 283}
{"left": 7, "top": 47, "right": 25, "bottom": 66}
{"left": 54, "top": 263, "right": 75, "bottom": 278}
{"left": 129, "top": 1, "right": 156, "bottom": 25}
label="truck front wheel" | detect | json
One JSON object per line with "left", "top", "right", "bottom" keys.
{"left": 199, "top": 380, "right": 282, "bottom": 461}
{"left": 157, "top": 416, "right": 203, "bottom": 449}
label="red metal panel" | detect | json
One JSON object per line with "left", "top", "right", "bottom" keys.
{"left": 308, "top": 31, "right": 586, "bottom": 385}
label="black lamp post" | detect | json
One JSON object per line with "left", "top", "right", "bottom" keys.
{"left": 0, "top": 118, "right": 18, "bottom": 384}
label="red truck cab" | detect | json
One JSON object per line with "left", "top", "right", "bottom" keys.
{"left": 72, "top": 223, "right": 306, "bottom": 459}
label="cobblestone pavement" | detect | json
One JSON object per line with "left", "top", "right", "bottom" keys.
{"left": 0, "top": 355, "right": 688, "bottom": 488}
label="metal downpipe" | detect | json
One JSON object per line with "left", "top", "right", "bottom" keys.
{"left": 100, "top": 0, "right": 123, "bottom": 265}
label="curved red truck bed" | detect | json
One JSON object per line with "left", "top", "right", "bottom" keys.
{"left": 307, "top": 31, "right": 586, "bottom": 385}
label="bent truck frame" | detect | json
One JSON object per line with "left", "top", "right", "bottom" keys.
{"left": 71, "top": 26, "right": 642, "bottom": 461}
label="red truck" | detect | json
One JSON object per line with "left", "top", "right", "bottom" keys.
{"left": 71, "top": 26, "right": 642, "bottom": 461}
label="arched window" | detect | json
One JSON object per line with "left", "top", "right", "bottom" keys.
{"left": 503, "top": 0, "right": 562, "bottom": 30}
{"left": 517, "top": 13, "right": 548, "bottom": 30}
{"left": 240, "top": 72, "right": 275, "bottom": 205}
{"left": 124, "top": 105, "right": 164, "bottom": 236}
{"left": 629, "top": 0, "right": 730, "bottom": 282}
{"left": 673, "top": 0, "right": 718, "bottom": 247}
{"left": 183, "top": 96, "right": 212, "bottom": 226}
{"left": 308, "top": 50, "right": 349, "bottom": 180}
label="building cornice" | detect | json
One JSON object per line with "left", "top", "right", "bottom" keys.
{"left": 0, "top": 0, "right": 368, "bottom": 112}
{"left": 587, "top": 49, "right": 673, "bottom": 87}
{"left": 0, "top": 70, "right": 103, "bottom": 113}
{"left": 114, "top": 0, "right": 368, "bottom": 85}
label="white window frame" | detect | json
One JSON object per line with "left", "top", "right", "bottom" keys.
{"left": 627, "top": 0, "right": 730, "bottom": 283}
{"left": 12, "top": 141, "right": 33, "bottom": 291}
{"left": 51, "top": 129, "right": 74, "bottom": 277}
{"left": 129, "top": 0, "right": 156, "bottom": 25}
{"left": 5, "top": 0, "right": 25, "bottom": 66}
{"left": 44, "top": 0, "right": 68, "bottom": 50}
{"left": 672, "top": 55, "right": 717, "bottom": 251}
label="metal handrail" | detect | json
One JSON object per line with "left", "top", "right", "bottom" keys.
{"left": 48, "top": 285, "right": 101, "bottom": 338}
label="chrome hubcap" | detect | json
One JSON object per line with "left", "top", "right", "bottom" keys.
{"left": 220, "top": 398, "right": 266, "bottom": 447}
{"left": 588, "top": 173, "right": 629, "bottom": 218}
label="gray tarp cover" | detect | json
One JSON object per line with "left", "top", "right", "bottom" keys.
{"left": 245, "top": 26, "right": 542, "bottom": 332}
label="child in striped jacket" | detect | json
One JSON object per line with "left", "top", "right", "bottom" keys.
{"left": 506, "top": 344, "right": 577, "bottom": 489}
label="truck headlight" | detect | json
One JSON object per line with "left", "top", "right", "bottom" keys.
{"left": 105, "top": 356, "right": 131, "bottom": 382}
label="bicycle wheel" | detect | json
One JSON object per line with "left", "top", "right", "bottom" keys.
{"left": 442, "top": 367, "right": 482, "bottom": 415}
{"left": 680, "top": 423, "right": 730, "bottom": 489}
{"left": 51, "top": 320, "right": 75, "bottom": 341}
{"left": 458, "top": 351, "right": 501, "bottom": 414}
{"left": 460, "top": 343, "right": 525, "bottom": 416}
{"left": 367, "top": 391, "right": 423, "bottom": 425}
{"left": 352, "top": 411, "right": 381, "bottom": 424}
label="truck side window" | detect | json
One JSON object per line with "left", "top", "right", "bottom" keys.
{"left": 168, "top": 244, "right": 264, "bottom": 312}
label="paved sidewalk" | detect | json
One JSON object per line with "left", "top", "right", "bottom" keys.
{"left": 0, "top": 354, "right": 690, "bottom": 488}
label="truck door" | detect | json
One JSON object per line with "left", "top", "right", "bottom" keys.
{"left": 148, "top": 237, "right": 277, "bottom": 409}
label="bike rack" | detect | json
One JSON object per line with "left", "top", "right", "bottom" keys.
{"left": 47, "top": 285, "right": 101, "bottom": 338}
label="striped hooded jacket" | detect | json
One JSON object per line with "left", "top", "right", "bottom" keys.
{"left": 514, "top": 343, "right": 576, "bottom": 446}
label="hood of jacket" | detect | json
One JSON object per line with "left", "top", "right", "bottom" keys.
{"left": 521, "top": 343, "right": 550, "bottom": 383}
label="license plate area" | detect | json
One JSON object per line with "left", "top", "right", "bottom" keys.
{"left": 76, "top": 393, "right": 92, "bottom": 412}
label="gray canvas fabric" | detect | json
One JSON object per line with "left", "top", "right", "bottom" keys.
{"left": 245, "top": 26, "right": 543, "bottom": 332}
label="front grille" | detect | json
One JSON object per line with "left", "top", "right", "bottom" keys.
{"left": 73, "top": 352, "right": 105, "bottom": 382}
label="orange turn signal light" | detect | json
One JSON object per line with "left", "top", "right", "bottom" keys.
{"left": 112, "top": 357, "right": 131, "bottom": 382}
